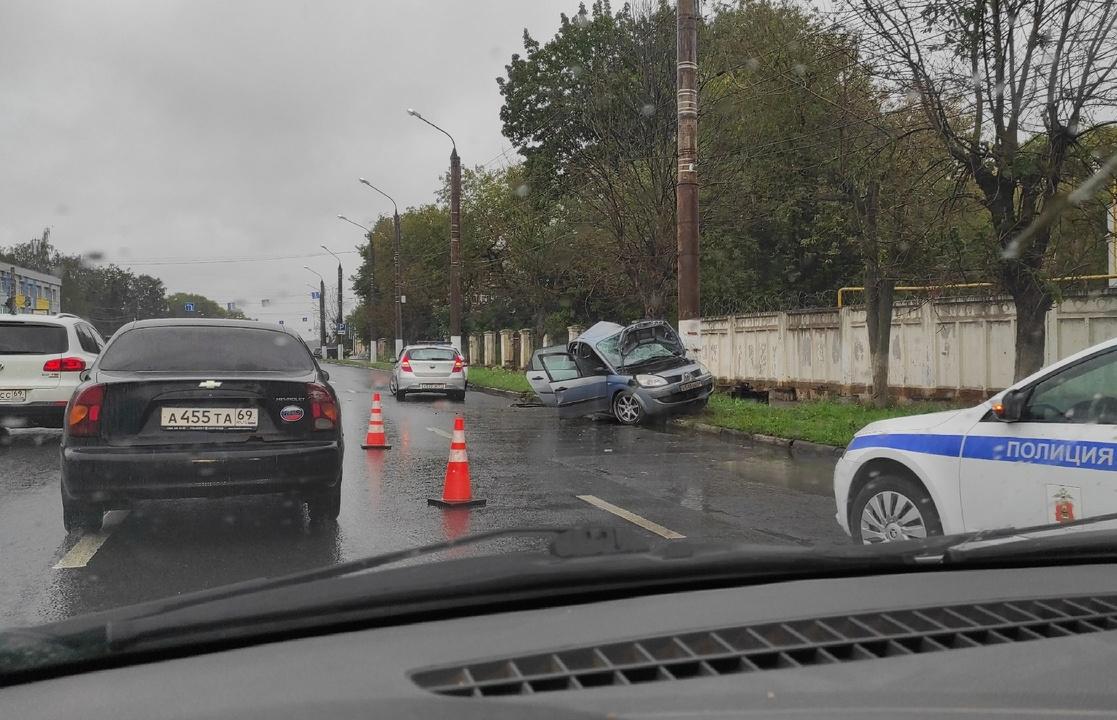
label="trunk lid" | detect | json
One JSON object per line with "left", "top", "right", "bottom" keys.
{"left": 406, "top": 348, "right": 460, "bottom": 379}
{"left": 99, "top": 372, "right": 323, "bottom": 447}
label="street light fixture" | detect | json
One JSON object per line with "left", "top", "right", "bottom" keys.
{"left": 407, "top": 108, "right": 462, "bottom": 352}
{"left": 337, "top": 214, "right": 370, "bottom": 233}
{"left": 358, "top": 178, "right": 405, "bottom": 357}
{"left": 304, "top": 266, "right": 327, "bottom": 350}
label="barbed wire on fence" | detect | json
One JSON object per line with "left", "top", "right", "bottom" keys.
{"left": 701, "top": 290, "right": 839, "bottom": 317}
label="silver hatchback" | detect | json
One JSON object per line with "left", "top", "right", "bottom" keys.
{"left": 388, "top": 344, "right": 468, "bottom": 402}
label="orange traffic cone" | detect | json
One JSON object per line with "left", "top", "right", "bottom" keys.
{"left": 428, "top": 416, "right": 486, "bottom": 508}
{"left": 360, "top": 393, "right": 392, "bottom": 449}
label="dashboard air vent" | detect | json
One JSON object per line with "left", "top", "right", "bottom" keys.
{"left": 411, "top": 594, "right": 1117, "bottom": 697}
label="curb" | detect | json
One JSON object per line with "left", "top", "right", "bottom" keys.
{"left": 469, "top": 384, "right": 530, "bottom": 401}
{"left": 675, "top": 419, "right": 843, "bottom": 458}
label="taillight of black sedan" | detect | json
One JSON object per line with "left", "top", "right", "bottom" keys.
{"left": 60, "top": 319, "right": 343, "bottom": 533}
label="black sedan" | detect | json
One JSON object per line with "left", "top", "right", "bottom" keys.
{"left": 60, "top": 319, "right": 344, "bottom": 532}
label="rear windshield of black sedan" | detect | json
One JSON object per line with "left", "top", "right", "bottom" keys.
{"left": 99, "top": 327, "right": 315, "bottom": 372}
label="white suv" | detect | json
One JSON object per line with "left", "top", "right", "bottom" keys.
{"left": 0, "top": 313, "right": 105, "bottom": 431}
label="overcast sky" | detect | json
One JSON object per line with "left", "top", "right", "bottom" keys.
{"left": 0, "top": 0, "right": 572, "bottom": 336}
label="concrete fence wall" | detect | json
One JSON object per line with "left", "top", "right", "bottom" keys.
{"left": 466, "top": 325, "right": 583, "bottom": 370}
{"left": 699, "top": 294, "right": 1117, "bottom": 400}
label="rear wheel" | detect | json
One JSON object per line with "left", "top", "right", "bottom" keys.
{"left": 62, "top": 494, "right": 104, "bottom": 533}
{"left": 395, "top": 389, "right": 406, "bottom": 402}
{"left": 307, "top": 484, "right": 342, "bottom": 525}
{"left": 612, "top": 390, "right": 645, "bottom": 426}
{"left": 449, "top": 390, "right": 466, "bottom": 402}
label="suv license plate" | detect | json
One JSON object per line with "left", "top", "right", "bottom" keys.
{"left": 161, "top": 407, "right": 258, "bottom": 430}
{"left": 0, "top": 389, "right": 27, "bottom": 404}
{"left": 678, "top": 380, "right": 703, "bottom": 392}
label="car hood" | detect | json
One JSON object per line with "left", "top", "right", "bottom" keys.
{"left": 856, "top": 408, "right": 970, "bottom": 437}
{"left": 618, "top": 320, "right": 685, "bottom": 358}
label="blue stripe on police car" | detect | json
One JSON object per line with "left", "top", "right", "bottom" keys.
{"left": 848, "top": 433, "right": 1117, "bottom": 472}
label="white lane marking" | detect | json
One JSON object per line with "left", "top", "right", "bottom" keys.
{"left": 426, "top": 426, "right": 453, "bottom": 440}
{"left": 53, "top": 510, "right": 130, "bottom": 569}
{"left": 576, "top": 495, "right": 685, "bottom": 540}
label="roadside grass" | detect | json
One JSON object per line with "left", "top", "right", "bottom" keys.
{"left": 700, "top": 394, "right": 963, "bottom": 447}
{"left": 324, "top": 358, "right": 531, "bottom": 393}
{"left": 465, "top": 366, "right": 532, "bottom": 393}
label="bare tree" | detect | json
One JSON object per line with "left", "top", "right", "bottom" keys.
{"left": 848, "top": 0, "right": 1117, "bottom": 379}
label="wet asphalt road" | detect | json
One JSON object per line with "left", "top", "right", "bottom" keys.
{"left": 0, "top": 364, "right": 846, "bottom": 628}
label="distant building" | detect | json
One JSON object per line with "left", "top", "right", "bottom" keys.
{"left": 1, "top": 264, "right": 62, "bottom": 315}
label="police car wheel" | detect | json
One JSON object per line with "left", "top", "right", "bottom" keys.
{"left": 851, "top": 474, "right": 942, "bottom": 544}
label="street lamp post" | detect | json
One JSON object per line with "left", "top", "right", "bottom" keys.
{"left": 321, "top": 245, "right": 344, "bottom": 358}
{"left": 304, "top": 267, "right": 327, "bottom": 351}
{"left": 407, "top": 108, "right": 462, "bottom": 352}
{"left": 338, "top": 214, "right": 377, "bottom": 361}
{"left": 358, "top": 179, "right": 404, "bottom": 358}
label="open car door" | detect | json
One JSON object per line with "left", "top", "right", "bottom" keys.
{"left": 529, "top": 350, "right": 609, "bottom": 417}
{"left": 526, "top": 347, "right": 564, "bottom": 407}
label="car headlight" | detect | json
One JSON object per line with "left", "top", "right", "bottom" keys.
{"left": 696, "top": 361, "right": 710, "bottom": 376}
{"left": 636, "top": 374, "right": 668, "bottom": 387}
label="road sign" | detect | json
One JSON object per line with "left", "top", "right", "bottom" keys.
{"left": 302, "top": 317, "right": 308, "bottom": 322}
{"left": 337, "top": 323, "right": 347, "bottom": 334}
{"left": 184, "top": 302, "right": 195, "bottom": 312}
{"left": 226, "top": 302, "right": 236, "bottom": 312}
{"left": 278, "top": 320, "right": 284, "bottom": 325}
{"left": 310, "top": 291, "right": 320, "bottom": 300}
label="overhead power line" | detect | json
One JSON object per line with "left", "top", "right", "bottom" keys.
{"left": 94, "top": 250, "right": 359, "bottom": 266}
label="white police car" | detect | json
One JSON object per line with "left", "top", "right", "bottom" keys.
{"left": 835, "top": 335, "right": 1117, "bottom": 543}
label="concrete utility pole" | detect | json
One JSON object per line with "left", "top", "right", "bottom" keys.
{"left": 449, "top": 147, "right": 462, "bottom": 353}
{"left": 358, "top": 180, "right": 406, "bottom": 357}
{"left": 338, "top": 214, "right": 379, "bottom": 361}
{"left": 305, "top": 267, "right": 327, "bottom": 351}
{"left": 408, "top": 108, "right": 462, "bottom": 352}
{"left": 321, "top": 246, "right": 344, "bottom": 357}
{"left": 676, "top": 0, "right": 701, "bottom": 354}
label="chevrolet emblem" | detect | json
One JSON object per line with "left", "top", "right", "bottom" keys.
{"left": 198, "top": 380, "right": 222, "bottom": 389}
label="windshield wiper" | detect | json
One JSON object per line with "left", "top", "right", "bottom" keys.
{"left": 908, "top": 511, "right": 1117, "bottom": 564}
{"left": 3, "top": 527, "right": 909, "bottom": 671}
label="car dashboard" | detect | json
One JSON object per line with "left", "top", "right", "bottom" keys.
{"left": 4, "top": 563, "right": 1117, "bottom": 719}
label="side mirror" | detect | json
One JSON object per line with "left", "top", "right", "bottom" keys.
{"left": 320, "top": 370, "right": 330, "bottom": 382}
{"left": 79, "top": 369, "right": 91, "bottom": 382}
{"left": 992, "top": 388, "right": 1025, "bottom": 422}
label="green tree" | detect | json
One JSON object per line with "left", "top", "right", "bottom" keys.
{"left": 165, "top": 292, "right": 237, "bottom": 319}
{"left": 498, "top": 0, "right": 680, "bottom": 317}
{"left": 850, "top": 0, "right": 1117, "bottom": 379}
